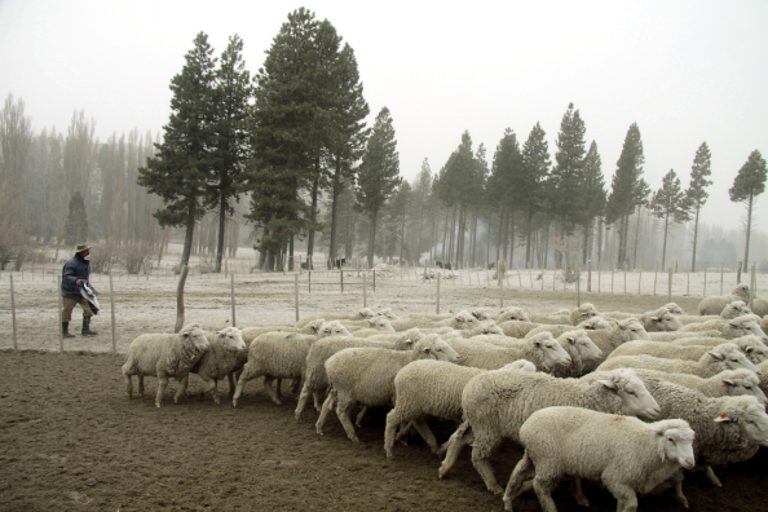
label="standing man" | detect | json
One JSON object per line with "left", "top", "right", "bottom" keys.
{"left": 61, "top": 244, "right": 98, "bottom": 337}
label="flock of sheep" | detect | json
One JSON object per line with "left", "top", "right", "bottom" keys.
{"left": 120, "top": 282, "right": 768, "bottom": 512}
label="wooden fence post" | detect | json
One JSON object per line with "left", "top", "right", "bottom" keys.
{"left": 109, "top": 272, "right": 117, "bottom": 353}
{"left": 719, "top": 266, "right": 724, "bottom": 296}
{"left": 597, "top": 268, "right": 601, "bottom": 293}
{"left": 653, "top": 269, "right": 658, "bottom": 296}
{"left": 362, "top": 273, "right": 368, "bottom": 308}
{"left": 750, "top": 264, "right": 757, "bottom": 309}
{"left": 340, "top": 267, "right": 344, "bottom": 294}
{"left": 373, "top": 269, "right": 376, "bottom": 293}
{"left": 623, "top": 269, "right": 628, "bottom": 295}
{"left": 576, "top": 266, "right": 581, "bottom": 307}
{"left": 686, "top": 272, "right": 690, "bottom": 296}
{"left": 436, "top": 273, "right": 441, "bottom": 315}
{"left": 294, "top": 273, "right": 300, "bottom": 322}
{"left": 308, "top": 270, "right": 312, "bottom": 293}
{"left": 10, "top": 275, "right": 18, "bottom": 351}
{"left": 703, "top": 268, "right": 708, "bottom": 297}
{"left": 668, "top": 267, "right": 673, "bottom": 301}
{"left": 500, "top": 272, "right": 505, "bottom": 308}
{"left": 610, "top": 269, "right": 615, "bottom": 294}
{"left": 230, "top": 273, "right": 236, "bottom": 328}
{"left": 637, "top": 271, "right": 642, "bottom": 295}
{"left": 57, "top": 275, "right": 64, "bottom": 351}
{"left": 587, "top": 260, "right": 592, "bottom": 292}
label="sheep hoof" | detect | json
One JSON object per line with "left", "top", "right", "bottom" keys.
{"left": 437, "top": 466, "right": 448, "bottom": 480}
{"left": 489, "top": 485, "right": 503, "bottom": 495}
{"left": 271, "top": 398, "right": 283, "bottom": 406}
{"left": 155, "top": 402, "right": 161, "bottom": 408}
{"left": 575, "top": 495, "right": 590, "bottom": 507}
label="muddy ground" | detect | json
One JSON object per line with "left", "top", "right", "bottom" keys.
{"left": 1, "top": 351, "right": 766, "bottom": 512}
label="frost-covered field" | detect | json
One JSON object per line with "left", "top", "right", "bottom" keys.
{"left": 2, "top": 252, "right": 765, "bottom": 353}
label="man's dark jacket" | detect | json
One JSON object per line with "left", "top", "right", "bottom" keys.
{"left": 61, "top": 254, "right": 91, "bottom": 298}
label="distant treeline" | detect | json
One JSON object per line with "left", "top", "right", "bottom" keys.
{"left": 1, "top": 7, "right": 766, "bottom": 274}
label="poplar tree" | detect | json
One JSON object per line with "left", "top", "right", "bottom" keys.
{"left": 729, "top": 150, "right": 767, "bottom": 269}
{"left": 650, "top": 169, "right": 690, "bottom": 269}
{"left": 685, "top": 142, "right": 713, "bottom": 271}
{"left": 356, "top": 107, "right": 400, "bottom": 267}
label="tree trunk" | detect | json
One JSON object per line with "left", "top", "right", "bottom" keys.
{"left": 328, "top": 161, "right": 342, "bottom": 269}
{"left": 174, "top": 264, "right": 190, "bottom": 333}
{"left": 416, "top": 202, "right": 425, "bottom": 265}
{"left": 214, "top": 192, "right": 227, "bottom": 273}
{"left": 632, "top": 208, "right": 641, "bottom": 269}
{"left": 441, "top": 211, "right": 449, "bottom": 261}
{"left": 306, "top": 168, "right": 320, "bottom": 270}
{"left": 596, "top": 218, "right": 604, "bottom": 267}
{"left": 543, "top": 223, "right": 550, "bottom": 269}
{"left": 661, "top": 211, "right": 670, "bottom": 270}
{"left": 582, "top": 222, "right": 590, "bottom": 265}
{"left": 525, "top": 210, "right": 534, "bottom": 268}
{"left": 367, "top": 210, "right": 378, "bottom": 268}
{"left": 745, "top": 192, "right": 754, "bottom": 268}
{"left": 508, "top": 211, "right": 515, "bottom": 268}
{"left": 288, "top": 236, "right": 294, "bottom": 271}
{"left": 691, "top": 205, "right": 700, "bottom": 272}
{"left": 399, "top": 204, "right": 406, "bottom": 265}
{"left": 470, "top": 213, "right": 478, "bottom": 267}
{"left": 180, "top": 206, "right": 196, "bottom": 267}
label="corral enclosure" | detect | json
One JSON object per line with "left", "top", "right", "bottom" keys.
{"left": 2, "top": 250, "right": 768, "bottom": 511}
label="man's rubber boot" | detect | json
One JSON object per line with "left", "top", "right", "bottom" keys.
{"left": 62, "top": 322, "right": 75, "bottom": 339}
{"left": 82, "top": 317, "right": 98, "bottom": 336}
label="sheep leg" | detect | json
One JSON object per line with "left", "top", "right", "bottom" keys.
{"left": 313, "top": 391, "right": 323, "bottom": 411}
{"left": 396, "top": 421, "right": 414, "bottom": 443}
{"left": 603, "top": 477, "right": 638, "bottom": 512}
{"left": 232, "top": 364, "right": 254, "bottom": 408}
{"left": 124, "top": 374, "right": 133, "bottom": 398}
{"left": 470, "top": 432, "right": 503, "bottom": 494}
{"left": 502, "top": 451, "right": 535, "bottom": 512}
{"left": 315, "top": 389, "right": 336, "bottom": 435}
{"left": 384, "top": 409, "right": 403, "bottom": 458}
{"left": 703, "top": 466, "right": 722, "bottom": 487}
{"left": 201, "top": 377, "right": 219, "bottom": 404}
{"left": 354, "top": 406, "right": 368, "bottom": 427}
{"left": 155, "top": 377, "right": 169, "bottom": 408}
{"left": 174, "top": 374, "right": 189, "bottom": 404}
{"left": 295, "top": 382, "right": 313, "bottom": 421}
{"left": 532, "top": 474, "right": 559, "bottom": 512}
{"left": 572, "top": 478, "right": 590, "bottom": 507}
{"left": 263, "top": 376, "right": 283, "bottom": 405}
{"left": 291, "top": 378, "right": 301, "bottom": 396}
{"left": 227, "top": 373, "right": 236, "bottom": 397}
{"left": 334, "top": 392, "right": 360, "bottom": 442}
{"left": 137, "top": 375, "right": 144, "bottom": 396}
{"left": 672, "top": 471, "right": 689, "bottom": 509}
{"left": 438, "top": 421, "right": 473, "bottom": 479}
{"left": 412, "top": 420, "right": 439, "bottom": 454}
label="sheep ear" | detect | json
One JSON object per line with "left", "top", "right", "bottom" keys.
{"left": 722, "top": 379, "right": 736, "bottom": 387}
{"left": 714, "top": 413, "right": 733, "bottom": 423}
{"left": 568, "top": 337, "right": 576, "bottom": 345}
{"left": 422, "top": 347, "right": 432, "bottom": 354}
{"left": 707, "top": 350, "right": 725, "bottom": 361}
{"left": 597, "top": 378, "right": 618, "bottom": 390}
{"left": 367, "top": 319, "right": 376, "bottom": 326}
{"left": 533, "top": 339, "right": 542, "bottom": 348}
{"left": 745, "top": 347, "right": 754, "bottom": 354}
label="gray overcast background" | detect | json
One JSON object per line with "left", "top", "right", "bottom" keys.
{"left": 1, "top": 0, "right": 766, "bottom": 232}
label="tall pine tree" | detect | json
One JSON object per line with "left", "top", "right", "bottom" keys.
{"left": 650, "top": 169, "right": 690, "bottom": 270}
{"left": 685, "top": 142, "right": 712, "bottom": 271}
{"left": 520, "top": 122, "right": 551, "bottom": 268}
{"left": 138, "top": 32, "right": 217, "bottom": 268}
{"left": 208, "top": 34, "right": 253, "bottom": 273}
{"left": 488, "top": 128, "right": 522, "bottom": 265}
{"left": 578, "top": 141, "right": 606, "bottom": 264}
{"left": 606, "top": 123, "right": 648, "bottom": 269}
{"left": 356, "top": 107, "right": 400, "bottom": 267}
{"left": 729, "top": 150, "right": 767, "bottom": 269}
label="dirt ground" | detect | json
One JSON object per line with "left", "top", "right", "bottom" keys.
{"left": 1, "top": 351, "right": 766, "bottom": 512}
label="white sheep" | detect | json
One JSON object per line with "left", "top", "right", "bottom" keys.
{"left": 529, "top": 311, "right": 570, "bottom": 325}
{"left": 640, "top": 308, "right": 683, "bottom": 332}
{"left": 502, "top": 407, "right": 695, "bottom": 512}
{"left": 241, "top": 324, "right": 297, "bottom": 343}
{"left": 383, "top": 359, "right": 536, "bottom": 458}
{"left": 751, "top": 298, "right": 768, "bottom": 317}
{"left": 346, "top": 317, "right": 396, "bottom": 337}
{"left": 315, "top": 334, "right": 459, "bottom": 442}
{"left": 498, "top": 320, "right": 540, "bottom": 338}
{"left": 390, "top": 310, "right": 479, "bottom": 332}
{"left": 671, "top": 335, "right": 768, "bottom": 364}
{"left": 294, "top": 308, "right": 378, "bottom": 329}
{"left": 697, "top": 283, "right": 750, "bottom": 315}
{"left": 758, "top": 360, "right": 768, "bottom": 393}
{"left": 447, "top": 332, "right": 571, "bottom": 373}
{"left": 640, "top": 376, "right": 768, "bottom": 489}
{"left": 632, "top": 368, "right": 767, "bottom": 405}
{"left": 294, "top": 331, "right": 419, "bottom": 421}
{"left": 176, "top": 327, "right": 247, "bottom": 404}
{"left": 581, "top": 318, "right": 649, "bottom": 371}
{"left": 495, "top": 306, "right": 531, "bottom": 323}
{"left": 438, "top": 368, "right": 660, "bottom": 493}
{"left": 678, "top": 313, "right": 763, "bottom": 334}
{"left": 597, "top": 343, "right": 758, "bottom": 377}
{"left": 608, "top": 337, "right": 768, "bottom": 364}
{"left": 569, "top": 302, "right": 599, "bottom": 325}
{"left": 649, "top": 330, "right": 722, "bottom": 341}
{"left": 121, "top": 324, "right": 211, "bottom": 408}
{"left": 525, "top": 316, "right": 614, "bottom": 338}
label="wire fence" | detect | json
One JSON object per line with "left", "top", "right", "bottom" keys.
{"left": 0, "top": 264, "right": 764, "bottom": 354}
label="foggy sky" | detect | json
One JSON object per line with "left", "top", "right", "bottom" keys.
{"left": 1, "top": 0, "right": 766, "bottom": 233}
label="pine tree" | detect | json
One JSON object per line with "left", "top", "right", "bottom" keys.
{"left": 411, "top": 158, "right": 432, "bottom": 263}
{"left": 606, "top": 123, "right": 648, "bottom": 269}
{"left": 550, "top": 103, "right": 587, "bottom": 236}
{"left": 685, "top": 142, "right": 712, "bottom": 271}
{"left": 138, "top": 32, "right": 217, "bottom": 268}
{"left": 326, "top": 41, "right": 369, "bottom": 268}
{"left": 65, "top": 192, "right": 89, "bottom": 245}
{"left": 488, "top": 128, "right": 522, "bottom": 265}
{"left": 650, "top": 169, "right": 691, "bottom": 270}
{"left": 208, "top": 34, "right": 253, "bottom": 273}
{"left": 520, "top": 122, "right": 551, "bottom": 268}
{"left": 356, "top": 107, "right": 401, "bottom": 267}
{"left": 578, "top": 141, "right": 606, "bottom": 264}
{"left": 247, "top": 9, "right": 320, "bottom": 270}
{"left": 729, "top": 150, "right": 767, "bottom": 269}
